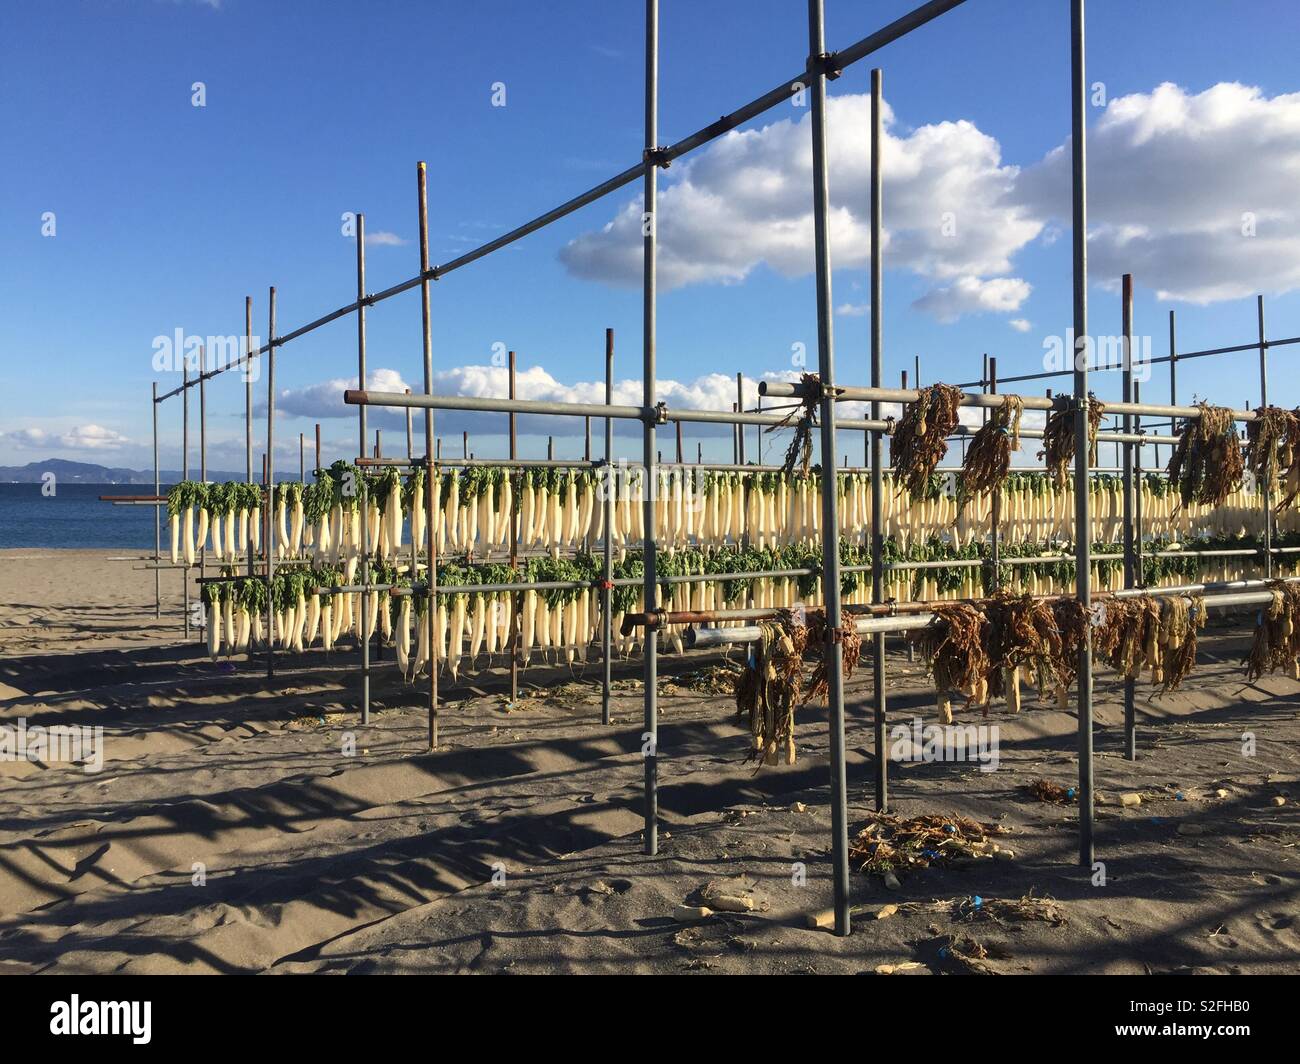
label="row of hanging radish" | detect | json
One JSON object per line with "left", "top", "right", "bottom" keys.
{"left": 171, "top": 467, "right": 1279, "bottom": 574}
{"left": 197, "top": 525, "right": 1285, "bottom": 677}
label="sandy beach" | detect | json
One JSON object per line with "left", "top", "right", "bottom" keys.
{"left": 0, "top": 547, "right": 1296, "bottom": 974}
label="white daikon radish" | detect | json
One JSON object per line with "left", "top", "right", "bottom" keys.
{"left": 396, "top": 597, "right": 412, "bottom": 675}
{"left": 520, "top": 589, "right": 537, "bottom": 666}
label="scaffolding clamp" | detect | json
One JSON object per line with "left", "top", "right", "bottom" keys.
{"left": 652, "top": 402, "right": 669, "bottom": 425}
{"left": 810, "top": 51, "right": 842, "bottom": 79}
{"left": 643, "top": 146, "right": 672, "bottom": 169}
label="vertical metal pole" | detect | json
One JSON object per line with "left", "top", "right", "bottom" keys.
{"left": 732, "top": 404, "right": 739, "bottom": 464}
{"left": 1121, "top": 274, "right": 1137, "bottom": 761}
{"left": 1134, "top": 380, "right": 1144, "bottom": 585}
{"left": 357, "top": 213, "right": 370, "bottom": 724}
{"left": 869, "top": 67, "right": 887, "bottom": 816}
{"left": 1168, "top": 310, "right": 1177, "bottom": 473}
{"left": 405, "top": 390, "right": 413, "bottom": 459}
{"left": 508, "top": 350, "right": 520, "bottom": 705}
{"left": 736, "top": 374, "right": 746, "bottom": 464}
{"left": 1069, "top": 0, "right": 1094, "bottom": 867}
{"left": 199, "top": 347, "right": 207, "bottom": 643}
{"left": 808, "top": 0, "right": 850, "bottom": 937}
{"left": 989, "top": 356, "right": 1001, "bottom": 590}
{"left": 585, "top": 416, "right": 592, "bottom": 462}
{"left": 641, "top": 0, "right": 660, "bottom": 857}
{"left": 418, "top": 163, "right": 439, "bottom": 751}
{"left": 182, "top": 359, "right": 190, "bottom": 639}
{"left": 245, "top": 296, "right": 254, "bottom": 485}
{"left": 299, "top": 434, "right": 305, "bottom": 483}
{"left": 266, "top": 287, "right": 277, "bottom": 681}
{"left": 246, "top": 309, "right": 258, "bottom": 585}
{"left": 152, "top": 383, "right": 160, "bottom": 620}
{"left": 1259, "top": 295, "right": 1271, "bottom": 578}
{"left": 602, "top": 328, "right": 615, "bottom": 727}
{"left": 315, "top": 424, "right": 321, "bottom": 473}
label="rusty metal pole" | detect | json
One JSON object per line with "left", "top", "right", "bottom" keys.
{"left": 418, "top": 161, "right": 439, "bottom": 751}
{"left": 508, "top": 350, "right": 520, "bottom": 705}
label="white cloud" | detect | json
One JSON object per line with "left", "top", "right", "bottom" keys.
{"left": 60, "top": 424, "right": 129, "bottom": 450}
{"left": 0, "top": 424, "right": 129, "bottom": 456}
{"left": 3, "top": 428, "right": 50, "bottom": 448}
{"left": 911, "top": 276, "right": 1031, "bottom": 323}
{"left": 1016, "top": 81, "right": 1300, "bottom": 303}
{"left": 364, "top": 230, "right": 408, "bottom": 247}
{"left": 563, "top": 81, "right": 1300, "bottom": 316}
{"left": 560, "top": 94, "right": 1041, "bottom": 321}
{"left": 1008, "top": 318, "right": 1032, "bottom": 333}
{"left": 835, "top": 303, "right": 870, "bottom": 317}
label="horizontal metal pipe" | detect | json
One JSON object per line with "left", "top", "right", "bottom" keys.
{"left": 146, "top": 1, "right": 967, "bottom": 406}
{"left": 953, "top": 335, "right": 1300, "bottom": 388}
{"left": 761, "top": 380, "right": 1259, "bottom": 424}
{"left": 345, "top": 388, "right": 892, "bottom": 433}
{"left": 687, "top": 580, "right": 1298, "bottom": 648}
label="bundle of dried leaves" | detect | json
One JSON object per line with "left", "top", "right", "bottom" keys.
{"left": 984, "top": 590, "right": 1070, "bottom": 698}
{"left": 908, "top": 602, "right": 990, "bottom": 704}
{"left": 1038, "top": 395, "right": 1105, "bottom": 487}
{"left": 1244, "top": 405, "right": 1297, "bottom": 498}
{"left": 1270, "top": 408, "right": 1300, "bottom": 512}
{"left": 849, "top": 812, "right": 1006, "bottom": 877}
{"left": 804, "top": 612, "right": 861, "bottom": 703}
{"left": 1094, "top": 596, "right": 1161, "bottom": 681}
{"left": 1159, "top": 594, "right": 1205, "bottom": 692}
{"left": 1166, "top": 401, "right": 1244, "bottom": 507}
{"left": 1026, "top": 778, "right": 1073, "bottom": 803}
{"left": 766, "top": 372, "right": 822, "bottom": 476}
{"left": 958, "top": 394, "right": 1024, "bottom": 515}
{"left": 892, "top": 382, "right": 964, "bottom": 501}
{"left": 1245, "top": 580, "right": 1300, "bottom": 681}
{"left": 734, "top": 609, "right": 809, "bottom": 766}
{"left": 1050, "top": 597, "right": 1091, "bottom": 684}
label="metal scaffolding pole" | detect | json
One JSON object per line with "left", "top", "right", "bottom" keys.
{"left": 642, "top": 0, "right": 660, "bottom": 857}
{"left": 266, "top": 286, "right": 277, "bottom": 681}
{"left": 869, "top": 66, "right": 887, "bottom": 816}
{"left": 418, "top": 161, "right": 439, "bottom": 751}
{"left": 1121, "top": 274, "right": 1137, "bottom": 761}
{"left": 152, "top": 382, "right": 160, "bottom": 620}
{"left": 1259, "top": 295, "right": 1271, "bottom": 579}
{"left": 199, "top": 345, "right": 207, "bottom": 636}
{"left": 509, "top": 351, "right": 520, "bottom": 706}
{"left": 357, "top": 212, "right": 371, "bottom": 725}
{"left": 808, "top": 0, "right": 851, "bottom": 938}
{"left": 602, "top": 328, "right": 615, "bottom": 727}
{"left": 245, "top": 296, "right": 254, "bottom": 484}
{"left": 182, "top": 359, "right": 190, "bottom": 639}
{"left": 1070, "top": 0, "right": 1094, "bottom": 867}
{"left": 989, "top": 356, "right": 1001, "bottom": 589}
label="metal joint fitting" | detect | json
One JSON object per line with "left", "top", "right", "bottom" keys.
{"left": 653, "top": 401, "right": 669, "bottom": 425}
{"left": 643, "top": 146, "right": 672, "bottom": 169}
{"left": 883, "top": 415, "right": 897, "bottom": 435}
{"left": 810, "top": 51, "right": 841, "bottom": 79}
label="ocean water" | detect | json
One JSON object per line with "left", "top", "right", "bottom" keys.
{"left": 0, "top": 483, "right": 173, "bottom": 550}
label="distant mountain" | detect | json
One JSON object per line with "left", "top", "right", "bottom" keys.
{"left": 0, "top": 459, "right": 248, "bottom": 484}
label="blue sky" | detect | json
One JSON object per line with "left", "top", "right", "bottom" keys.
{"left": 3, "top": 0, "right": 1300, "bottom": 471}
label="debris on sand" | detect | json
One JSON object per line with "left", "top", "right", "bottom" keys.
{"left": 682, "top": 663, "right": 743, "bottom": 695}
{"left": 849, "top": 812, "right": 1008, "bottom": 879}
{"left": 954, "top": 891, "right": 1067, "bottom": 927}
{"left": 689, "top": 876, "right": 771, "bottom": 914}
{"left": 939, "top": 933, "right": 1012, "bottom": 974}
{"left": 1025, "top": 778, "right": 1075, "bottom": 803}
